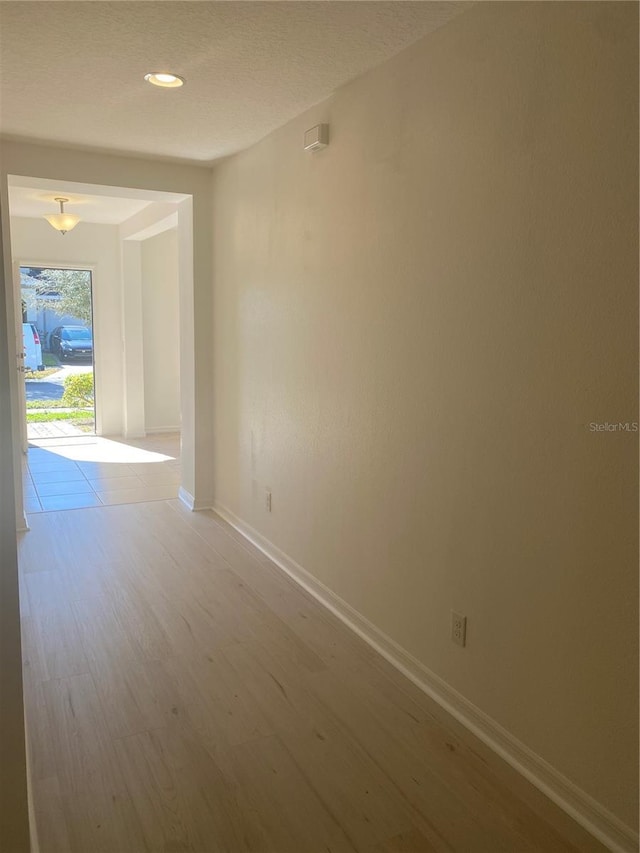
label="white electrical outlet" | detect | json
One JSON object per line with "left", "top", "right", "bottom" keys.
{"left": 265, "top": 490, "right": 272, "bottom": 512}
{"left": 451, "top": 611, "right": 467, "bottom": 647}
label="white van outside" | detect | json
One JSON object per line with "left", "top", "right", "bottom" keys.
{"left": 22, "top": 323, "right": 44, "bottom": 372}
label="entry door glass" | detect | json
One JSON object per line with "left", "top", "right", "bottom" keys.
{"left": 20, "top": 267, "right": 96, "bottom": 438}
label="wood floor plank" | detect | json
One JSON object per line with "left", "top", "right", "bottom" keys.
{"left": 107, "top": 566, "right": 175, "bottom": 663}
{"left": 71, "top": 594, "right": 173, "bottom": 739}
{"left": 114, "top": 725, "right": 234, "bottom": 853}
{"left": 18, "top": 500, "right": 609, "bottom": 853}
{"left": 219, "top": 734, "right": 357, "bottom": 853}
{"left": 281, "top": 719, "right": 418, "bottom": 851}
{"left": 167, "top": 502, "right": 313, "bottom": 610}
{"left": 20, "top": 615, "right": 48, "bottom": 688}
{"left": 22, "top": 678, "right": 58, "bottom": 783}
{"left": 63, "top": 556, "right": 122, "bottom": 602}
{"left": 131, "top": 500, "right": 231, "bottom": 577}
{"left": 148, "top": 578, "right": 241, "bottom": 658}
{"left": 40, "top": 673, "right": 147, "bottom": 853}
{"left": 20, "top": 510, "right": 124, "bottom": 572}
{"left": 162, "top": 648, "right": 274, "bottom": 750}
{"left": 222, "top": 640, "right": 331, "bottom": 742}
{"left": 23, "top": 567, "right": 68, "bottom": 613}
{"left": 21, "top": 584, "right": 90, "bottom": 682}
{"left": 30, "top": 776, "right": 73, "bottom": 853}
{"left": 168, "top": 502, "right": 380, "bottom": 673}
{"left": 18, "top": 569, "right": 30, "bottom": 619}
{"left": 322, "top": 661, "right": 583, "bottom": 853}
{"left": 310, "top": 665, "right": 544, "bottom": 853}
{"left": 369, "top": 827, "right": 438, "bottom": 853}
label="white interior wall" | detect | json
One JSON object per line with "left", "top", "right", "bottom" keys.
{"left": 211, "top": 0, "right": 638, "bottom": 836}
{"left": 141, "top": 228, "right": 180, "bottom": 433}
{"left": 0, "top": 202, "right": 30, "bottom": 851}
{"left": 10, "top": 216, "right": 124, "bottom": 436}
{"left": 120, "top": 239, "right": 145, "bottom": 438}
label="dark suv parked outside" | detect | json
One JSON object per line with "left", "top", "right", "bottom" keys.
{"left": 49, "top": 326, "right": 93, "bottom": 361}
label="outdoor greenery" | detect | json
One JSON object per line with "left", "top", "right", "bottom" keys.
{"left": 43, "top": 353, "right": 58, "bottom": 367}
{"left": 26, "top": 410, "right": 93, "bottom": 423}
{"left": 22, "top": 268, "right": 92, "bottom": 326}
{"left": 61, "top": 372, "right": 94, "bottom": 407}
{"left": 26, "top": 399, "right": 73, "bottom": 409}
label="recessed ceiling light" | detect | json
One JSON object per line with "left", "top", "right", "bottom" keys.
{"left": 144, "top": 72, "right": 184, "bottom": 88}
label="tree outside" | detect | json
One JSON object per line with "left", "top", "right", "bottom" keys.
{"left": 21, "top": 268, "right": 92, "bottom": 327}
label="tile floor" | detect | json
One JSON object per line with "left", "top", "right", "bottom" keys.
{"left": 22, "top": 433, "right": 181, "bottom": 513}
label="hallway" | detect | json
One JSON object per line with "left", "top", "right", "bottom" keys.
{"left": 19, "top": 500, "right": 605, "bottom": 853}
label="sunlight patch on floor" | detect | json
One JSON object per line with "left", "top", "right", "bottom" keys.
{"left": 23, "top": 433, "right": 181, "bottom": 512}
{"left": 27, "top": 436, "right": 175, "bottom": 464}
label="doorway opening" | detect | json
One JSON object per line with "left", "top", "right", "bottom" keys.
{"left": 6, "top": 174, "right": 199, "bottom": 522}
{"left": 20, "top": 266, "right": 96, "bottom": 440}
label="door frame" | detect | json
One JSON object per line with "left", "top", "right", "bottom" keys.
{"left": 12, "top": 262, "right": 28, "bottom": 454}
{"left": 16, "top": 259, "right": 100, "bottom": 436}
{"left": 2, "top": 169, "right": 208, "bottom": 534}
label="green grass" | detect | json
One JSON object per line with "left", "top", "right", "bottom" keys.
{"left": 43, "top": 353, "right": 59, "bottom": 367}
{"left": 26, "top": 410, "right": 94, "bottom": 423}
{"left": 26, "top": 399, "right": 69, "bottom": 409}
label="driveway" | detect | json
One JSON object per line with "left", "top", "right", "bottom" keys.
{"left": 25, "top": 363, "right": 93, "bottom": 402}
{"left": 48, "top": 363, "right": 93, "bottom": 381}
{"left": 25, "top": 381, "right": 64, "bottom": 401}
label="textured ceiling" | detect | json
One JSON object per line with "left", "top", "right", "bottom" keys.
{"left": 8, "top": 177, "right": 189, "bottom": 224}
{"left": 9, "top": 186, "right": 153, "bottom": 224}
{"left": 0, "top": 1, "right": 470, "bottom": 163}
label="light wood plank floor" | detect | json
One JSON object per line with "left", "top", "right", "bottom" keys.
{"left": 18, "top": 500, "right": 607, "bottom": 853}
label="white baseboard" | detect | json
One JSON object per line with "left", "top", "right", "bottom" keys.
{"left": 145, "top": 426, "right": 181, "bottom": 435}
{"left": 24, "top": 722, "right": 39, "bottom": 853}
{"left": 178, "top": 487, "right": 195, "bottom": 510}
{"left": 213, "top": 502, "right": 638, "bottom": 853}
{"left": 179, "top": 487, "right": 212, "bottom": 512}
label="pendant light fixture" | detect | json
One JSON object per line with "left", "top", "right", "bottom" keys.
{"left": 44, "top": 197, "right": 80, "bottom": 235}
